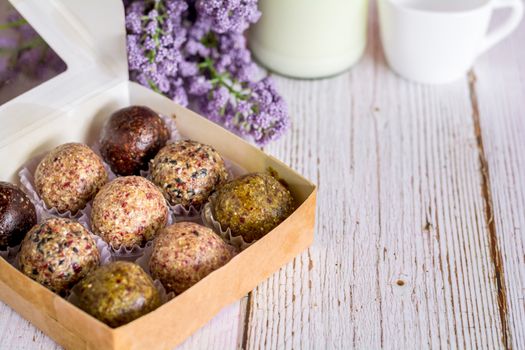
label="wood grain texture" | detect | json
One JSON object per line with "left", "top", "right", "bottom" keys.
{"left": 471, "top": 16, "right": 525, "bottom": 350}
{"left": 247, "top": 14, "right": 510, "bottom": 349}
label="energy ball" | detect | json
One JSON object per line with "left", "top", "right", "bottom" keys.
{"left": 151, "top": 140, "right": 228, "bottom": 208}
{"left": 75, "top": 261, "right": 160, "bottom": 327}
{"left": 149, "top": 222, "right": 235, "bottom": 295}
{"left": 100, "top": 106, "right": 170, "bottom": 176}
{"left": 19, "top": 218, "right": 100, "bottom": 295}
{"left": 35, "top": 143, "right": 108, "bottom": 214}
{"left": 91, "top": 176, "right": 168, "bottom": 249}
{"left": 212, "top": 173, "right": 294, "bottom": 243}
{"left": 0, "top": 182, "right": 37, "bottom": 250}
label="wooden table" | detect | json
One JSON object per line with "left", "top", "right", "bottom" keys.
{"left": 2, "top": 8, "right": 524, "bottom": 350}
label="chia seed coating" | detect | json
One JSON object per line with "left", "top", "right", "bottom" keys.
{"left": 0, "top": 182, "right": 37, "bottom": 249}
{"left": 100, "top": 106, "right": 170, "bottom": 176}
{"left": 149, "top": 222, "right": 235, "bottom": 295}
{"left": 212, "top": 173, "right": 295, "bottom": 243}
{"left": 91, "top": 176, "right": 169, "bottom": 249}
{"left": 150, "top": 140, "right": 229, "bottom": 208}
{"left": 35, "top": 143, "right": 108, "bottom": 214}
{"left": 18, "top": 217, "right": 100, "bottom": 295}
{"left": 75, "top": 261, "right": 160, "bottom": 328}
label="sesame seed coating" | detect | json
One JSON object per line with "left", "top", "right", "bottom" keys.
{"left": 18, "top": 217, "right": 100, "bottom": 295}
{"left": 75, "top": 261, "right": 160, "bottom": 327}
{"left": 149, "top": 222, "right": 235, "bottom": 295}
{"left": 151, "top": 140, "right": 229, "bottom": 208}
{"left": 0, "top": 182, "right": 37, "bottom": 249}
{"left": 35, "top": 143, "right": 108, "bottom": 214}
{"left": 91, "top": 176, "right": 169, "bottom": 249}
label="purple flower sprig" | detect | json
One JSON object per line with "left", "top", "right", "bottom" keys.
{"left": 192, "top": 54, "right": 288, "bottom": 145}
{"left": 126, "top": 0, "right": 189, "bottom": 105}
{"left": 123, "top": 0, "right": 290, "bottom": 146}
{"left": 195, "top": 0, "right": 261, "bottom": 34}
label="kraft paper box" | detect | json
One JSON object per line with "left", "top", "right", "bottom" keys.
{"left": 0, "top": 0, "right": 316, "bottom": 349}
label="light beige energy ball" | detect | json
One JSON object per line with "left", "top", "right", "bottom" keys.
{"left": 91, "top": 176, "right": 169, "bottom": 249}
{"left": 35, "top": 143, "right": 108, "bottom": 214}
{"left": 149, "top": 222, "right": 235, "bottom": 294}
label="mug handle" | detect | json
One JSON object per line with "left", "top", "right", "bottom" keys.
{"left": 478, "top": 0, "right": 524, "bottom": 54}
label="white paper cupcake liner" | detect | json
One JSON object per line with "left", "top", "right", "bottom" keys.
{"left": 134, "top": 244, "right": 176, "bottom": 301}
{"left": 0, "top": 244, "right": 21, "bottom": 265}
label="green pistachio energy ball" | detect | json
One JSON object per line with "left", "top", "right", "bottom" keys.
{"left": 75, "top": 261, "right": 160, "bottom": 327}
{"left": 212, "top": 173, "right": 294, "bottom": 243}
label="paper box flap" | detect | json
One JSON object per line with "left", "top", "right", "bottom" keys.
{"left": 0, "top": 0, "right": 128, "bottom": 146}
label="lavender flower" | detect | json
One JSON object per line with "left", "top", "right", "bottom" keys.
{"left": 184, "top": 19, "right": 288, "bottom": 145}
{"left": 125, "top": 0, "right": 189, "bottom": 105}
{"left": 195, "top": 0, "right": 261, "bottom": 34}
{"left": 123, "top": 0, "right": 289, "bottom": 145}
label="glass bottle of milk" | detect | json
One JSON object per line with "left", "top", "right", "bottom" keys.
{"left": 249, "top": 0, "right": 369, "bottom": 79}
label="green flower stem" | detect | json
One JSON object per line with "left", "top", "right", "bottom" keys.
{"left": 0, "top": 18, "right": 28, "bottom": 30}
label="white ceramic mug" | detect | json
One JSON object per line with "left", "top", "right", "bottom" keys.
{"left": 378, "top": 0, "right": 524, "bottom": 84}
{"left": 249, "top": 0, "right": 369, "bottom": 79}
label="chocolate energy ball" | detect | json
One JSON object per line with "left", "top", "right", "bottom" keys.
{"left": 18, "top": 218, "right": 100, "bottom": 295}
{"left": 91, "top": 176, "right": 169, "bottom": 249}
{"left": 0, "top": 182, "right": 37, "bottom": 250}
{"left": 100, "top": 106, "right": 170, "bottom": 176}
{"left": 149, "top": 222, "right": 235, "bottom": 295}
{"left": 35, "top": 143, "right": 108, "bottom": 214}
{"left": 212, "top": 173, "right": 295, "bottom": 243}
{"left": 151, "top": 140, "right": 229, "bottom": 208}
{"left": 75, "top": 261, "right": 160, "bottom": 327}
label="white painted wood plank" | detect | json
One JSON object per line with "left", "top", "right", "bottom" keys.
{"left": 247, "top": 10, "right": 505, "bottom": 350}
{"left": 472, "top": 17, "right": 525, "bottom": 350}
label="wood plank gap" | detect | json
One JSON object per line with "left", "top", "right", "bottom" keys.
{"left": 239, "top": 292, "right": 253, "bottom": 350}
{"left": 468, "top": 70, "right": 511, "bottom": 350}
{"left": 373, "top": 112, "right": 384, "bottom": 349}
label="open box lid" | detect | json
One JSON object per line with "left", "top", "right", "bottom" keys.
{"left": 0, "top": 0, "right": 128, "bottom": 148}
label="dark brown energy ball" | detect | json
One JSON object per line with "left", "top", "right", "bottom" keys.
{"left": 19, "top": 218, "right": 100, "bottom": 295}
{"left": 100, "top": 106, "right": 170, "bottom": 176}
{"left": 212, "top": 173, "right": 294, "bottom": 243}
{"left": 75, "top": 261, "right": 160, "bottom": 327}
{"left": 149, "top": 222, "right": 235, "bottom": 295}
{"left": 35, "top": 143, "right": 108, "bottom": 214}
{"left": 151, "top": 140, "right": 229, "bottom": 208}
{"left": 0, "top": 182, "right": 37, "bottom": 250}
